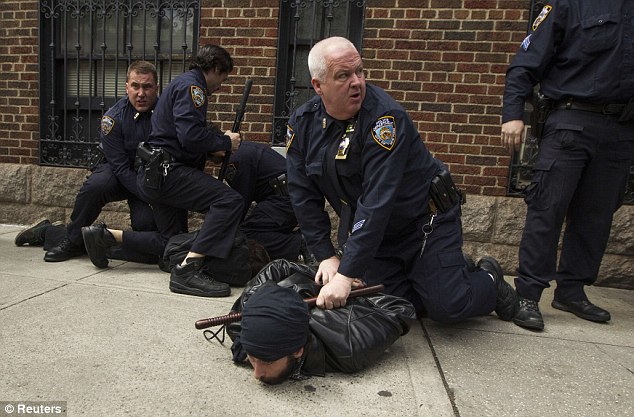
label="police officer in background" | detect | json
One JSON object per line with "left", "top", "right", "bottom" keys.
{"left": 137, "top": 44, "right": 243, "bottom": 298}
{"left": 286, "top": 37, "right": 517, "bottom": 323}
{"left": 502, "top": 1, "right": 634, "bottom": 330}
{"left": 43, "top": 60, "right": 161, "bottom": 264}
{"left": 224, "top": 141, "right": 313, "bottom": 263}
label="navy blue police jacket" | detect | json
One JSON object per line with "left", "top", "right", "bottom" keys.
{"left": 503, "top": 0, "right": 634, "bottom": 122}
{"left": 227, "top": 141, "right": 287, "bottom": 218}
{"left": 100, "top": 96, "right": 153, "bottom": 196}
{"left": 286, "top": 83, "right": 440, "bottom": 279}
{"left": 148, "top": 68, "right": 231, "bottom": 168}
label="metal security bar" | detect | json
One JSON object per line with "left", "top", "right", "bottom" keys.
{"left": 272, "top": 0, "right": 365, "bottom": 145}
{"left": 39, "top": 0, "right": 200, "bottom": 167}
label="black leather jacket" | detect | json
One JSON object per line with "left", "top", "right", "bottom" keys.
{"left": 227, "top": 259, "right": 416, "bottom": 377}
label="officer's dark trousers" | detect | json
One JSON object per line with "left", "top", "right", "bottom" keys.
{"left": 515, "top": 109, "right": 634, "bottom": 302}
{"left": 66, "top": 163, "right": 160, "bottom": 262}
{"left": 363, "top": 203, "right": 496, "bottom": 323}
{"left": 137, "top": 164, "right": 243, "bottom": 259}
{"left": 240, "top": 196, "right": 302, "bottom": 260}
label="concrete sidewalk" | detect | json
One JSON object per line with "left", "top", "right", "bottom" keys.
{"left": 0, "top": 224, "right": 632, "bottom": 417}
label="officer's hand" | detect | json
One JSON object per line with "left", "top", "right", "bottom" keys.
{"left": 501, "top": 120, "right": 525, "bottom": 154}
{"left": 315, "top": 256, "right": 340, "bottom": 285}
{"left": 225, "top": 130, "right": 241, "bottom": 152}
{"left": 316, "top": 273, "right": 353, "bottom": 309}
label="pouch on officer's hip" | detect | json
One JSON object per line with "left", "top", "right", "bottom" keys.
{"left": 430, "top": 169, "right": 462, "bottom": 213}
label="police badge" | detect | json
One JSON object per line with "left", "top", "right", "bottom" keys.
{"left": 372, "top": 116, "right": 396, "bottom": 150}
{"left": 101, "top": 116, "right": 115, "bottom": 135}
{"left": 285, "top": 124, "right": 295, "bottom": 151}
{"left": 191, "top": 85, "right": 206, "bottom": 108}
{"left": 532, "top": 5, "right": 552, "bottom": 31}
{"left": 336, "top": 120, "right": 356, "bottom": 160}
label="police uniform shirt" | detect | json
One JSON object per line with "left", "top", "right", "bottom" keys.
{"left": 148, "top": 68, "right": 232, "bottom": 167}
{"left": 503, "top": 0, "right": 634, "bottom": 122}
{"left": 286, "top": 83, "right": 440, "bottom": 278}
{"left": 100, "top": 96, "right": 153, "bottom": 195}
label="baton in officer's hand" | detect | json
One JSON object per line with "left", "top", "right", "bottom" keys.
{"left": 218, "top": 79, "right": 252, "bottom": 181}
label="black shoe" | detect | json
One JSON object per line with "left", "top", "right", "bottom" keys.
{"left": 169, "top": 258, "right": 231, "bottom": 297}
{"left": 44, "top": 237, "right": 86, "bottom": 262}
{"left": 477, "top": 256, "right": 518, "bottom": 321}
{"left": 551, "top": 299, "right": 611, "bottom": 323}
{"left": 15, "top": 219, "right": 53, "bottom": 246}
{"left": 81, "top": 223, "right": 116, "bottom": 269}
{"left": 513, "top": 296, "right": 544, "bottom": 330}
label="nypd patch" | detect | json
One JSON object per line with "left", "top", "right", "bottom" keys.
{"left": 191, "top": 85, "right": 206, "bottom": 108}
{"left": 532, "top": 5, "right": 552, "bottom": 31}
{"left": 285, "top": 124, "right": 295, "bottom": 151}
{"left": 372, "top": 116, "right": 396, "bottom": 150}
{"left": 101, "top": 116, "right": 115, "bottom": 135}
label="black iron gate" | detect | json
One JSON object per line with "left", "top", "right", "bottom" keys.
{"left": 39, "top": 0, "right": 200, "bottom": 168}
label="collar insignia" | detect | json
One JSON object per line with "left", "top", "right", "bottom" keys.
{"left": 191, "top": 85, "right": 206, "bottom": 108}
{"left": 372, "top": 116, "right": 396, "bottom": 150}
{"left": 101, "top": 116, "right": 115, "bottom": 135}
{"left": 532, "top": 5, "right": 552, "bottom": 31}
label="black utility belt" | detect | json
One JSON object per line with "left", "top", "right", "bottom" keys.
{"left": 554, "top": 98, "right": 634, "bottom": 121}
{"left": 429, "top": 169, "right": 464, "bottom": 214}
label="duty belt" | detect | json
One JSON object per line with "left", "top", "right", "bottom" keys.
{"left": 554, "top": 98, "right": 627, "bottom": 115}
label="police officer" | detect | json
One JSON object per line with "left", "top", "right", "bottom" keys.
{"left": 286, "top": 37, "right": 517, "bottom": 323}
{"left": 44, "top": 61, "right": 161, "bottom": 264}
{"left": 502, "top": 1, "right": 634, "bottom": 330}
{"left": 136, "top": 44, "right": 243, "bottom": 298}
{"left": 225, "top": 141, "right": 312, "bottom": 262}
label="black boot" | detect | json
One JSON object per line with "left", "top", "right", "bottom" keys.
{"left": 477, "top": 256, "right": 518, "bottom": 321}
{"left": 44, "top": 236, "right": 86, "bottom": 262}
{"left": 82, "top": 223, "right": 117, "bottom": 268}
{"left": 514, "top": 296, "right": 544, "bottom": 330}
{"left": 169, "top": 258, "right": 231, "bottom": 297}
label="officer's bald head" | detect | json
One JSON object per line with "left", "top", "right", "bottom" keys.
{"left": 308, "top": 37, "right": 359, "bottom": 82}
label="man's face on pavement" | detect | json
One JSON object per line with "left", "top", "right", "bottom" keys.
{"left": 126, "top": 70, "right": 158, "bottom": 113}
{"left": 247, "top": 353, "right": 297, "bottom": 385}
{"left": 312, "top": 47, "right": 366, "bottom": 121}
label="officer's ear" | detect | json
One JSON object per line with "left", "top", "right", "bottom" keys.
{"left": 311, "top": 78, "right": 323, "bottom": 96}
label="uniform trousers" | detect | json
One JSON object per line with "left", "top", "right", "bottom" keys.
{"left": 137, "top": 164, "right": 243, "bottom": 259}
{"left": 515, "top": 109, "right": 634, "bottom": 302}
{"left": 240, "top": 195, "right": 302, "bottom": 260}
{"left": 66, "top": 163, "right": 162, "bottom": 262}
{"left": 362, "top": 203, "right": 496, "bottom": 322}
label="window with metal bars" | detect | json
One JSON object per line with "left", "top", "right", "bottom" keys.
{"left": 39, "top": 0, "right": 200, "bottom": 167}
{"left": 271, "top": 0, "right": 366, "bottom": 146}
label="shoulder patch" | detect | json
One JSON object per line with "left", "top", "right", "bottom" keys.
{"left": 372, "top": 116, "right": 396, "bottom": 150}
{"left": 101, "top": 116, "right": 115, "bottom": 135}
{"left": 285, "top": 124, "right": 295, "bottom": 151}
{"left": 532, "top": 5, "right": 552, "bottom": 31}
{"left": 191, "top": 85, "right": 206, "bottom": 108}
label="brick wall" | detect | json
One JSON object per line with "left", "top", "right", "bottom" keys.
{"left": 0, "top": 0, "right": 40, "bottom": 165}
{"left": 0, "top": 0, "right": 531, "bottom": 195}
